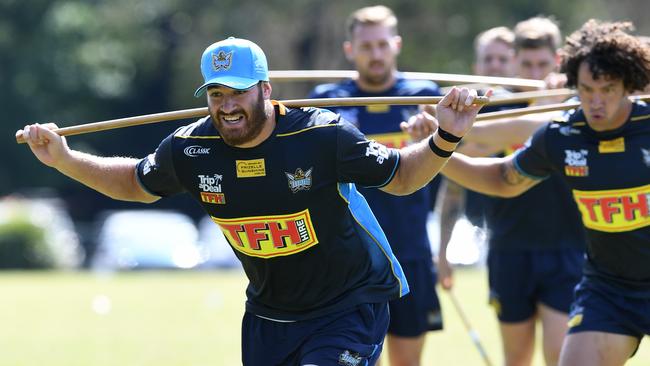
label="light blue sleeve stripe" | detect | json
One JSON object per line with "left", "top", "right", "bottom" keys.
{"left": 338, "top": 183, "right": 410, "bottom": 297}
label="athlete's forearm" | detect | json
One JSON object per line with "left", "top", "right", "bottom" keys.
{"left": 435, "top": 179, "right": 465, "bottom": 256}
{"left": 464, "top": 113, "right": 553, "bottom": 148}
{"left": 56, "top": 150, "right": 158, "bottom": 203}
{"left": 441, "top": 153, "right": 534, "bottom": 198}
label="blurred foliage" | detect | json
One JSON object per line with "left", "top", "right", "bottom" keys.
{"left": 0, "top": 214, "right": 51, "bottom": 268}
{"left": 3, "top": 0, "right": 650, "bottom": 221}
{"left": 0, "top": 198, "right": 84, "bottom": 268}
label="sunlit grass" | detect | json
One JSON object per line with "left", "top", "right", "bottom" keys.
{"left": 0, "top": 269, "right": 647, "bottom": 365}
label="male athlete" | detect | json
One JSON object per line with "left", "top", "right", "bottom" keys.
{"left": 440, "top": 20, "right": 650, "bottom": 366}
{"left": 20, "top": 37, "right": 486, "bottom": 365}
{"left": 436, "top": 18, "right": 586, "bottom": 366}
{"left": 309, "top": 6, "right": 443, "bottom": 365}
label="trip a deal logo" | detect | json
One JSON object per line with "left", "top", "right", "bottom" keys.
{"left": 211, "top": 209, "right": 319, "bottom": 258}
{"left": 572, "top": 184, "right": 650, "bottom": 232}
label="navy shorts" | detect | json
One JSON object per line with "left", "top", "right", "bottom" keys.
{"left": 567, "top": 276, "right": 650, "bottom": 343}
{"left": 488, "top": 249, "right": 584, "bottom": 322}
{"left": 241, "top": 302, "right": 389, "bottom": 366}
{"left": 388, "top": 258, "right": 443, "bottom": 337}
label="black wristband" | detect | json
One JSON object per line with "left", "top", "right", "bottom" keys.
{"left": 428, "top": 135, "right": 453, "bottom": 158}
{"left": 437, "top": 127, "right": 462, "bottom": 143}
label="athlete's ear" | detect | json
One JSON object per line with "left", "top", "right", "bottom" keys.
{"left": 343, "top": 40, "right": 354, "bottom": 62}
{"left": 393, "top": 35, "right": 402, "bottom": 55}
{"left": 261, "top": 81, "right": 272, "bottom": 99}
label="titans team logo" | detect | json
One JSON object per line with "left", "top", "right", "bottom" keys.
{"left": 212, "top": 50, "right": 233, "bottom": 71}
{"left": 285, "top": 168, "right": 313, "bottom": 193}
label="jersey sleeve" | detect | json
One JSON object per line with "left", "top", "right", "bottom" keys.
{"left": 136, "top": 134, "right": 185, "bottom": 197}
{"left": 513, "top": 125, "right": 554, "bottom": 179}
{"left": 336, "top": 120, "right": 400, "bottom": 188}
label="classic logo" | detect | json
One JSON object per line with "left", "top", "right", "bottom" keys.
{"left": 212, "top": 50, "right": 233, "bottom": 71}
{"left": 236, "top": 159, "right": 266, "bottom": 178}
{"left": 368, "top": 132, "right": 410, "bottom": 149}
{"left": 572, "top": 184, "right": 650, "bottom": 232}
{"left": 286, "top": 167, "right": 313, "bottom": 193}
{"left": 598, "top": 137, "right": 625, "bottom": 153}
{"left": 211, "top": 209, "right": 319, "bottom": 258}
{"left": 365, "top": 141, "right": 390, "bottom": 164}
{"left": 183, "top": 145, "right": 211, "bottom": 157}
{"left": 642, "top": 148, "right": 650, "bottom": 167}
{"left": 564, "top": 149, "right": 589, "bottom": 177}
{"left": 559, "top": 125, "right": 581, "bottom": 136}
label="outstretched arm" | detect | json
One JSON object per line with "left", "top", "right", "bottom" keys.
{"left": 21, "top": 123, "right": 159, "bottom": 203}
{"left": 435, "top": 178, "right": 466, "bottom": 290}
{"left": 463, "top": 112, "right": 557, "bottom": 149}
{"left": 442, "top": 153, "right": 540, "bottom": 198}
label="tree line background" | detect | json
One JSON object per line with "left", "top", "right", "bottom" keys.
{"left": 3, "top": 0, "right": 650, "bottom": 224}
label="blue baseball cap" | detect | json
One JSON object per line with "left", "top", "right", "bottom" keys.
{"left": 194, "top": 37, "right": 269, "bottom": 97}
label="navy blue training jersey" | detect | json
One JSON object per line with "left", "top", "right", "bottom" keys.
{"left": 310, "top": 76, "right": 442, "bottom": 260}
{"left": 516, "top": 101, "right": 650, "bottom": 291}
{"left": 473, "top": 90, "right": 586, "bottom": 251}
{"left": 136, "top": 102, "right": 409, "bottom": 320}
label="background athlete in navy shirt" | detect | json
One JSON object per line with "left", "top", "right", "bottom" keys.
{"left": 21, "top": 37, "right": 488, "bottom": 366}
{"left": 309, "top": 6, "right": 444, "bottom": 365}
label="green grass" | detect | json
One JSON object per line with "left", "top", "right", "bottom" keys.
{"left": 0, "top": 268, "right": 647, "bottom": 365}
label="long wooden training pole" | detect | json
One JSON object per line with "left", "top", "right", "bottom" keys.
{"left": 15, "top": 95, "right": 489, "bottom": 144}
{"left": 475, "top": 101, "right": 581, "bottom": 121}
{"left": 476, "top": 94, "right": 650, "bottom": 122}
{"left": 269, "top": 70, "right": 546, "bottom": 90}
{"left": 488, "top": 88, "right": 575, "bottom": 105}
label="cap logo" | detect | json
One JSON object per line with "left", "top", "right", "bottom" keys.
{"left": 212, "top": 50, "right": 233, "bottom": 71}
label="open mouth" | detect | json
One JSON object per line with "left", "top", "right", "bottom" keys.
{"left": 220, "top": 113, "right": 245, "bottom": 125}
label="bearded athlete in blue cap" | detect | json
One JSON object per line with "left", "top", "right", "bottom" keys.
{"left": 21, "top": 36, "right": 489, "bottom": 366}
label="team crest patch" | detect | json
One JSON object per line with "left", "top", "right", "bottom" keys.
{"left": 338, "top": 350, "right": 363, "bottom": 366}
{"left": 212, "top": 50, "right": 233, "bottom": 71}
{"left": 642, "top": 148, "right": 650, "bottom": 167}
{"left": 564, "top": 149, "right": 589, "bottom": 177}
{"left": 286, "top": 167, "right": 313, "bottom": 193}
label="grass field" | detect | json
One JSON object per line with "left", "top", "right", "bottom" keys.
{"left": 0, "top": 268, "right": 648, "bottom": 365}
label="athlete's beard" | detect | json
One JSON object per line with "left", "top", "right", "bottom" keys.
{"left": 213, "top": 89, "right": 270, "bottom": 146}
{"left": 358, "top": 60, "right": 393, "bottom": 87}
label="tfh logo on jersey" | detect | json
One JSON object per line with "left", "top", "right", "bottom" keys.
{"left": 183, "top": 145, "right": 211, "bottom": 157}
{"left": 365, "top": 141, "right": 390, "bottom": 164}
{"left": 572, "top": 184, "right": 650, "bottom": 232}
{"left": 198, "top": 174, "right": 225, "bottom": 204}
{"left": 286, "top": 167, "right": 313, "bottom": 193}
{"left": 212, "top": 50, "right": 232, "bottom": 71}
{"left": 564, "top": 149, "right": 589, "bottom": 177}
{"left": 211, "top": 209, "right": 319, "bottom": 258}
